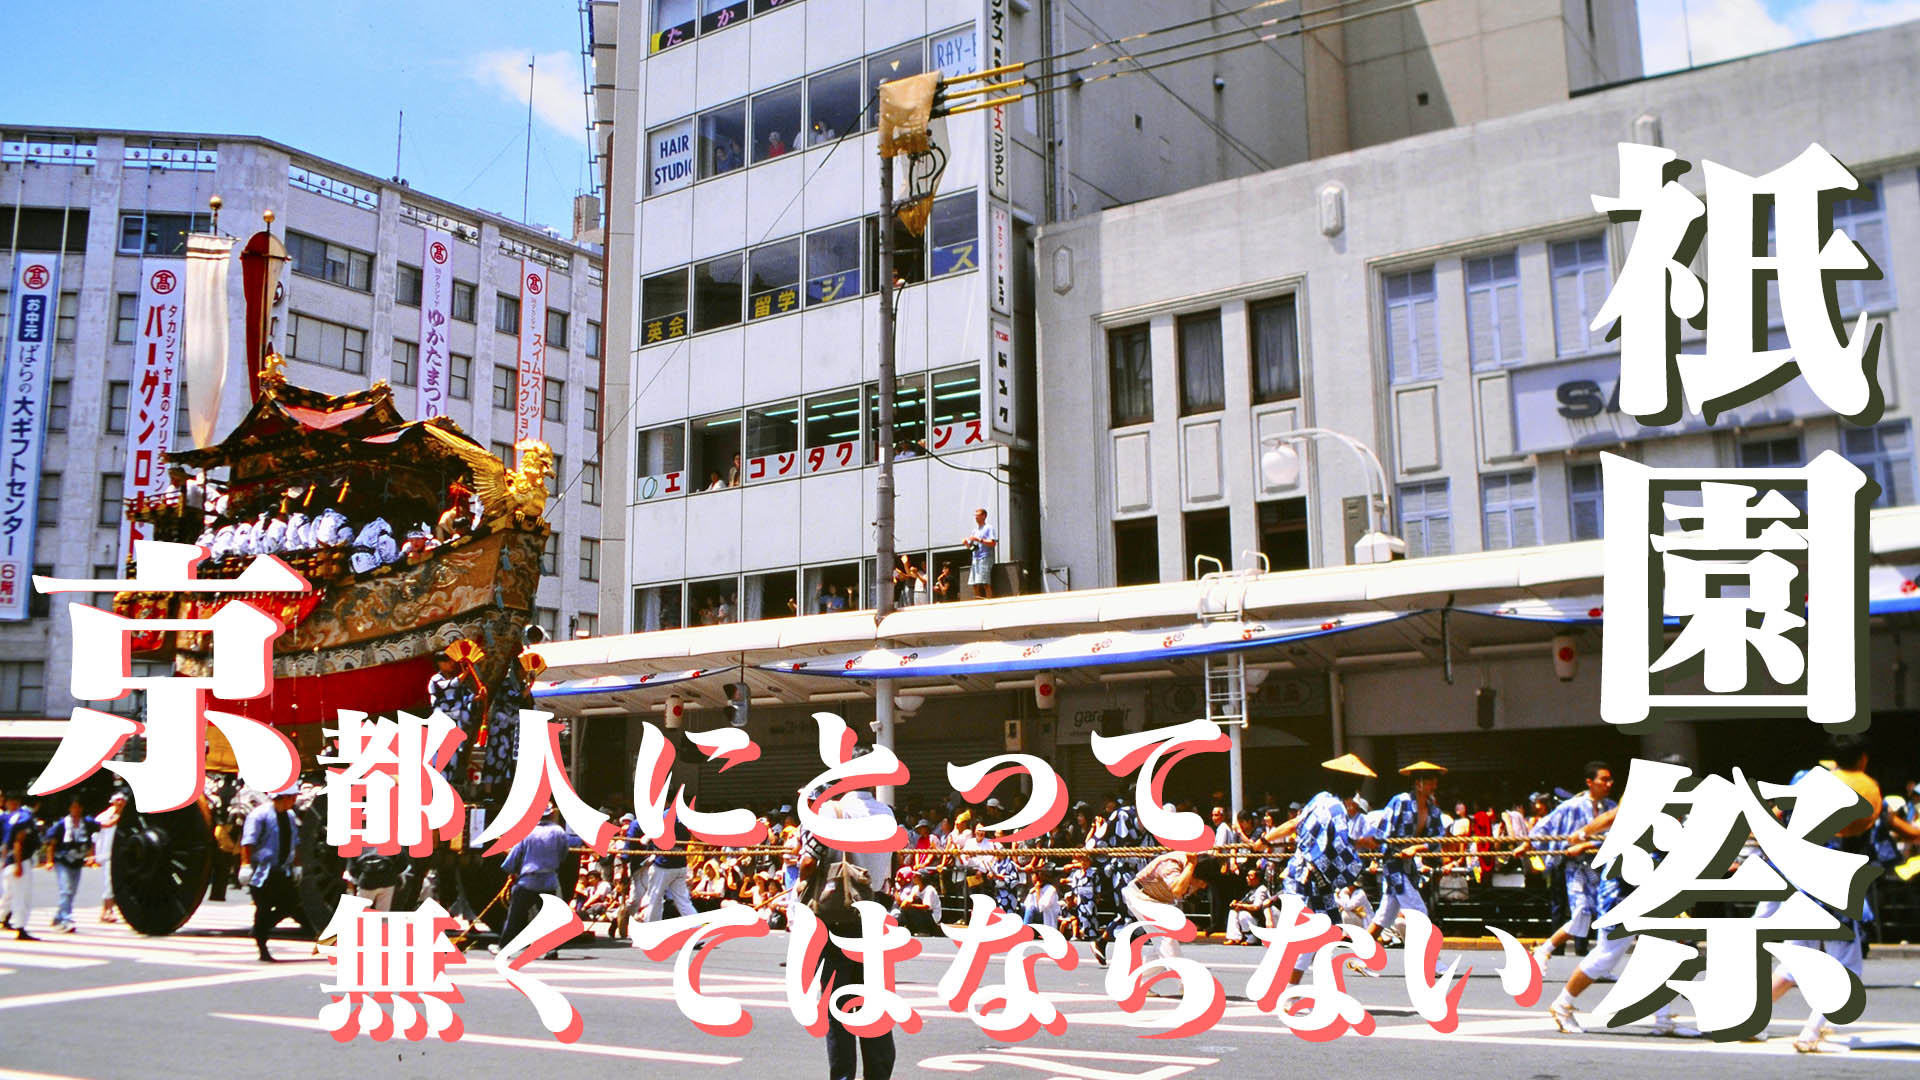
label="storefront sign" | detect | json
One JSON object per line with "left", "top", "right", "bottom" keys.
{"left": 122, "top": 259, "right": 185, "bottom": 561}
{"left": 514, "top": 260, "right": 548, "bottom": 444}
{"left": 987, "top": 0, "right": 1009, "bottom": 202}
{"left": 1509, "top": 352, "right": 1838, "bottom": 455}
{"left": 648, "top": 120, "right": 695, "bottom": 196}
{"left": 990, "top": 319, "right": 1015, "bottom": 439}
{"left": 989, "top": 203, "right": 1011, "bottom": 316}
{"left": 0, "top": 255, "right": 57, "bottom": 620}
{"left": 416, "top": 228, "right": 455, "bottom": 419}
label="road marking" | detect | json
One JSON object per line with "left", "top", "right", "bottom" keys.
{"left": 0, "top": 947, "right": 108, "bottom": 969}
{"left": 0, "top": 1068, "right": 98, "bottom": 1080}
{"left": 917, "top": 1047, "right": 1217, "bottom": 1079}
{"left": 0, "top": 965, "right": 315, "bottom": 1011}
{"left": 213, "top": 1012, "right": 743, "bottom": 1065}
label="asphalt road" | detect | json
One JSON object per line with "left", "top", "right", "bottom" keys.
{"left": 4, "top": 877, "right": 1920, "bottom": 1080}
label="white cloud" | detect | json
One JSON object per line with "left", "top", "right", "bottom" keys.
{"left": 1644, "top": 0, "right": 1920, "bottom": 73}
{"left": 470, "top": 50, "right": 587, "bottom": 145}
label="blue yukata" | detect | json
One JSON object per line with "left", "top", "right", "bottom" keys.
{"left": 1370, "top": 792, "right": 1444, "bottom": 930}
{"left": 1093, "top": 803, "right": 1145, "bottom": 944}
{"left": 1282, "top": 791, "right": 1365, "bottom": 918}
{"left": 1531, "top": 793, "right": 1616, "bottom": 937}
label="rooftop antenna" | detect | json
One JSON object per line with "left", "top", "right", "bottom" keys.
{"left": 394, "top": 109, "right": 404, "bottom": 182}
{"left": 522, "top": 54, "right": 536, "bottom": 223}
{"left": 1680, "top": 0, "right": 1695, "bottom": 69}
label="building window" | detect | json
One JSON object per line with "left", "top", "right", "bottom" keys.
{"left": 745, "top": 400, "right": 799, "bottom": 467}
{"left": 636, "top": 424, "right": 687, "bottom": 497}
{"left": 0, "top": 661, "right": 45, "bottom": 715}
{"left": 1177, "top": 310, "right": 1224, "bottom": 416}
{"left": 1183, "top": 508, "right": 1231, "bottom": 577}
{"left": 647, "top": 118, "right": 695, "bottom": 196}
{"left": 98, "top": 473, "right": 124, "bottom": 527}
{"left": 579, "top": 537, "right": 600, "bottom": 582}
{"left": 806, "top": 62, "right": 861, "bottom": 145}
{"left": 867, "top": 214, "right": 925, "bottom": 289}
{"left": 1107, "top": 323, "right": 1152, "bottom": 427}
{"left": 866, "top": 378, "right": 927, "bottom": 463}
{"left": 56, "top": 292, "right": 77, "bottom": 342}
{"left": 1739, "top": 433, "right": 1803, "bottom": 469}
{"left": 546, "top": 308, "right": 569, "bottom": 349}
{"left": 751, "top": 81, "right": 803, "bottom": 163}
{"left": 1114, "top": 518, "right": 1160, "bottom": 587}
{"left": 574, "top": 612, "right": 598, "bottom": 637}
{"left": 1465, "top": 251, "right": 1523, "bottom": 369}
{"left": 1550, "top": 234, "right": 1610, "bottom": 356}
{"left": 36, "top": 473, "right": 60, "bottom": 527}
{"left": 1384, "top": 267, "right": 1439, "bottom": 382}
{"left": 493, "top": 366, "right": 517, "bottom": 411}
{"left": 581, "top": 461, "right": 601, "bottom": 505}
{"left": 699, "top": 100, "right": 747, "bottom": 179}
{"left": 584, "top": 388, "right": 600, "bottom": 433}
{"left": 115, "top": 293, "right": 137, "bottom": 343}
{"left": 449, "top": 354, "right": 472, "bottom": 400}
{"left": 286, "top": 230, "right": 373, "bottom": 292}
{"left": 176, "top": 384, "right": 191, "bottom": 437}
{"left": 1397, "top": 480, "right": 1451, "bottom": 558}
{"left": 544, "top": 377, "right": 565, "bottom": 422}
{"left": 116, "top": 211, "right": 208, "bottom": 256}
{"left": 633, "top": 583, "right": 684, "bottom": 632}
{"left": 804, "top": 390, "right": 860, "bottom": 466}
{"left": 744, "top": 569, "right": 798, "bottom": 620}
{"left": 1258, "top": 498, "right": 1309, "bottom": 571}
{"left": 930, "top": 367, "right": 982, "bottom": 431}
{"left": 47, "top": 380, "right": 69, "bottom": 432}
{"left": 495, "top": 293, "right": 520, "bottom": 335}
{"left": 865, "top": 40, "right": 926, "bottom": 128}
{"left": 536, "top": 606, "right": 560, "bottom": 641}
{"left": 451, "top": 280, "right": 477, "bottom": 322}
{"left": 803, "top": 563, "right": 859, "bottom": 615}
{"left": 106, "top": 382, "right": 130, "bottom": 434}
{"left": 690, "top": 412, "right": 742, "bottom": 490}
{"left": 287, "top": 312, "right": 367, "bottom": 373}
{"left": 1480, "top": 470, "right": 1539, "bottom": 551}
{"left": 690, "top": 576, "right": 740, "bottom": 625}
{"left": 492, "top": 440, "right": 513, "bottom": 465}
{"left": 30, "top": 565, "right": 50, "bottom": 619}
{"left": 392, "top": 340, "right": 417, "bottom": 386}
{"left": 541, "top": 533, "right": 559, "bottom": 577}
{"left": 1832, "top": 180, "right": 1895, "bottom": 316}
{"left": 584, "top": 320, "right": 602, "bottom": 359}
{"left": 747, "top": 239, "right": 800, "bottom": 320}
{"left": 1843, "top": 420, "right": 1914, "bottom": 507}
{"left": 651, "top": 0, "right": 698, "bottom": 51}
{"left": 1568, "top": 461, "right": 1604, "bottom": 541}
{"left": 396, "top": 263, "right": 422, "bottom": 307}
{"left": 805, "top": 222, "right": 861, "bottom": 306}
{"left": 694, "top": 254, "right": 744, "bottom": 332}
{"left": 928, "top": 193, "right": 979, "bottom": 277}
{"left": 1248, "top": 296, "right": 1300, "bottom": 404}
{"left": 642, "top": 268, "right": 689, "bottom": 342}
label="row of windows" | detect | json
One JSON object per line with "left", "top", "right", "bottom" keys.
{"left": 1106, "top": 296, "right": 1300, "bottom": 427}
{"left": 489, "top": 440, "right": 602, "bottom": 506}
{"left": 641, "top": 192, "right": 978, "bottom": 344}
{"left": 645, "top": 24, "right": 972, "bottom": 194}
{"left": 635, "top": 365, "right": 984, "bottom": 498}
{"left": 1391, "top": 419, "right": 1916, "bottom": 557}
{"left": 1380, "top": 182, "right": 1894, "bottom": 385}
{"left": 633, "top": 545, "right": 977, "bottom": 631}
{"left": 650, "top": 0, "right": 797, "bottom": 53}
{"left": 117, "top": 212, "right": 211, "bottom": 257}
{"left": 287, "top": 230, "right": 374, "bottom": 292}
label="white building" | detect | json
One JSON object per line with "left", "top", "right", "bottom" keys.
{"left": 0, "top": 126, "right": 605, "bottom": 773}
{"left": 1032, "top": 24, "right": 1920, "bottom": 781}
{"left": 589, "top": 0, "right": 1641, "bottom": 629}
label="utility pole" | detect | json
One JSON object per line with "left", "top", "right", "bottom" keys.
{"left": 873, "top": 142, "right": 899, "bottom": 809}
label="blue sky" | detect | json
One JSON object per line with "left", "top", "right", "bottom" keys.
{"left": 3, "top": 0, "right": 1918, "bottom": 234}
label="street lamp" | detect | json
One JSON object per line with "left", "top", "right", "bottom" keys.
{"left": 1260, "top": 427, "right": 1406, "bottom": 565}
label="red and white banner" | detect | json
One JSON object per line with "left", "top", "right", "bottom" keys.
{"left": 122, "top": 259, "right": 185, "bottom": 560}
{"left": 514, "top": 259, "right": 547, "bottom": 444}
{"left": 416, "top": 228, "right": 455, "bottom": 419}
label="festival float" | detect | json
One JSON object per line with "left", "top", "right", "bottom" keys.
{"left": 103, "top": 210, "right": 551, "bottom": 936}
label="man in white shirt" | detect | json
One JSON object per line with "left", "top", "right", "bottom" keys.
{"left": 964, "top": 507, "right": 997, "bottom": 598}
{"left": 835, "top": 781, "right": 897, "bottom": 907}
{"left": 896, "top": 868, "right": 943, "bottom": 935}
{"left": 1023, "top": 871, "right": 1061, "bottom": 929}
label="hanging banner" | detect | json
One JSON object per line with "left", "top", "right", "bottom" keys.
{"left": 416, "top": 228, "right": 455, "bottom": 419}
{"left": 989, "top": 202, "right": 1011, "bottom": 316}
{"left": 990, "top": 318, "right": 1015, "bottom": 439}
{"left": 987, "top": 0, "right": 1009, "bottom": 202}
{"left": 183, "top": 235, "right": 233, "bottom": 450}
{"left": 0, "top": 255, "right": 58, "bottom": 620}
{"left": 122, "top": 259, "right": 186, "bottom": 562}
{"left": 514, "top": 259, "right": 548, "bottom": 444}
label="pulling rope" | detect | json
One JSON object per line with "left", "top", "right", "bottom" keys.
{"left": 571, "top": 835, "right": 1595, "bottom": 859}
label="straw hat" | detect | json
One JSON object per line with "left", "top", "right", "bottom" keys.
{"left": 1398, "top": 761, "right": 1448, "bottom": 776}
{"left": 1320, "top": 753, "right": 1377, "bottom": 779}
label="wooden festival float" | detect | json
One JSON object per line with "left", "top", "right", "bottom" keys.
{"left": 103, "top": 212, "right": 551, "bottom": 935}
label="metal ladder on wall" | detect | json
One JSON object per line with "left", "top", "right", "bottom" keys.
{"left": 1193, "top": 552, "right": 1269, "bottom": 730}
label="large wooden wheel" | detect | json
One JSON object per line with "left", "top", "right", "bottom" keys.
{"left": 111, "top": 800, "right": 213, "bottom": 936}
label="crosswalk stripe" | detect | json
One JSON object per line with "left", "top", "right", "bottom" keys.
{"left": 0, "top": 948, "right": 108, "bottom": 969}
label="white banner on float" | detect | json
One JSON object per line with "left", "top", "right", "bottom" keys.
{"left": 121, "top": 259, "right": 185, "bottom": 563}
